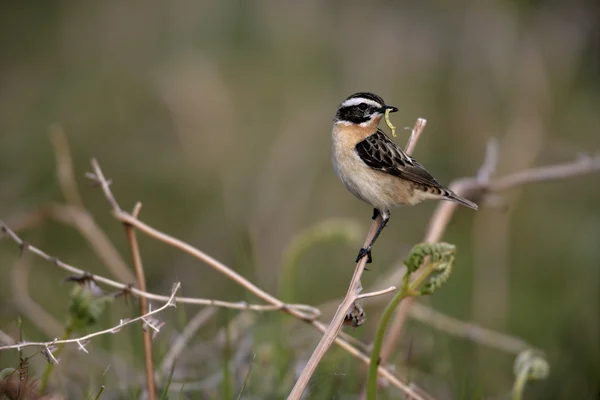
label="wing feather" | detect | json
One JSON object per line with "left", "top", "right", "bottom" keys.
{"left": 355, "top": 129, "right": 445, "bottom": 190}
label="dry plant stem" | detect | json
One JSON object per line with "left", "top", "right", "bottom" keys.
{"left": 356, "top": 286, "right": 396, "bottom": 300}
{"left": 409, "top": 302, "right": 537, "bottom": 354}
{"left": 288, "top": 118, "right": 428, "bottom": 400}
{"left": 404, "top": 118, "right": 427, "bottom": 155}
{"left": 0, "top": 283, "right": 180, "bottom": 352}
{"left": 9, "top": 204, "right": 136, "bottom": 283}
{"left": 379, "top": 151, "right": 600, "bottom": 365}
{"left": 288, "top": 216, "right": 381, "bottom": 400}
{"left": 124, "top": 202, "right": 156, "bottom": 400}
{"left": 0, "top": 221, "right": 319, "bottom": 317}
{"left": 113, "top": 212, "right": 321, "bottom": 320}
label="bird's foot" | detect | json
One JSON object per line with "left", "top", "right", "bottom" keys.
{"left": 372, "top": 208, "right": 380, "bottom": 220}
{"left": 356, "top": 247, "right": 373, "bottom": 264}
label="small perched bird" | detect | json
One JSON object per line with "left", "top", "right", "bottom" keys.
{"left": 331, "top": 92, "right": 478, "bottom": 263}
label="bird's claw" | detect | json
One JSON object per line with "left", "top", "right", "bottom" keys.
{"left": 356, "top": 247, "right": 372, "bottom": 264}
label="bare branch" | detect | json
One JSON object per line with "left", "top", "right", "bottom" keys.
{"left": 86, "top": 158, "right": 121, "bottom": 212}
{"left": 410, "top": 302, "right": 539, "bottom": 355}
{"left": 112, "top": 212, "right": 320, "bottom": 321}
{"left": 8, "top": 204, "right": 136, "bottom": 283}
{"left": 0, "top": 283, "right": 180, "bottom": 352}
{"left": 356, "top": 286, "right": 397, "bottom": 300}
{"left": 404, "top": 118, "right": 427, "bottom": 155}
{"left": 124, "top": 202, "right": 156, "bottom": 400}
{"left": 0, "top": 221, "right": 320, "bottom": 318}
{"left": 489, "top": 153, "right": 600, "bottom": 191}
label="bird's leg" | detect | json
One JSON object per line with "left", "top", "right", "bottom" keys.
{"left": 356, "top": 209, "right": 390, "bottom": 264}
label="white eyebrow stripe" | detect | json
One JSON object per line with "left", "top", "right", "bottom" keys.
{"left": 340, "top": 98, "right": 382, "bottom": 108}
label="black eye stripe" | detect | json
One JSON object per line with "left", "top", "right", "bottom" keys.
{"left": 335, "top": 101, "right": 382, "bottom": 123}
{"left": 340, "top": 104, "right": 377, "bottom": 113}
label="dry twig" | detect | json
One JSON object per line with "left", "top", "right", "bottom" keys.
{"left": 409, "top": 302, "right": 538, "bottom": 355}
{"left": 0, "top": 222, "right": 320, "bottom": 317}
{"left": 0, "top": 283, "right": 180, "bottom": 352}
{"left": 123, "top": 202, "right": 156, "bottom": 400}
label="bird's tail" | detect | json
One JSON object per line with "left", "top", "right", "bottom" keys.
{"left": 443, "top": 190, "right": 478, "bottom": 210}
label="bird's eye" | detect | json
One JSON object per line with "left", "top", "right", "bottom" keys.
{"left": 358, "top": 103, "right": 368, "bottom": 111}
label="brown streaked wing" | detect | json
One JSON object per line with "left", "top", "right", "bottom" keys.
{"left": 355, "top": 130, "right": 446, "bottom": 189}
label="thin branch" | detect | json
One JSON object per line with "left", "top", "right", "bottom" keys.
{"left": 379, "top": 150, "right": 600, "bottom": 366}
{"left": 489, "top": 153, "right": 600, "bottom": 191}
{"left": 112, "top": 212, "right": 321, "bottom": 320}
{"left": 0, "top": 283, "right": 180, "bottom": 352}
{"left": 288, "top": 118, "right": 428, "bottom": 400}
{"left": 124, "top": 202, "right": 156, "bottom": 400}
{"left": 0, "top": 221, "right": 320, "bottom": 318}
{"left": 86, "top": 159, "right": 120, "bottom": 212}
{"left": 409, "top": 302, "right": 538, "bottom": 355}
{"left": 356, "top": 286, "right": 397, "bottom": 300}
{"left": 404, "top": 118, "right": 427, "bottom": 155}
{"left": 8, "top": 204, "right": 136, "bottom": 283}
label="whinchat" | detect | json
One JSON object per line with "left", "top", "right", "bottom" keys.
{"left": 331, "top": 92, "right": 478, "bottom": 263}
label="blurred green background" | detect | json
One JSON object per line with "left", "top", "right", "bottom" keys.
{"left": 1, "top": 1, "right": 599, "bottom": 399}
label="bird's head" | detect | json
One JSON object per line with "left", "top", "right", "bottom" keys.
{"left": 334, "top": 92, "right": 398, "bottom": 126}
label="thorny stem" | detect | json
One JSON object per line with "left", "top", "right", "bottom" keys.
{"left": 39, "top": 325, "right": 73, "bottom": 393}
{"left": 124, "top": 203, "right": 156, "bottom": 400}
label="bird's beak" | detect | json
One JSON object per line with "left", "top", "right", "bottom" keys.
{"left": 382, "top": 105, "right": 399, "bottom": 113}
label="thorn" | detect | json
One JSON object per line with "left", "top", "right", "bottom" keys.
{"left": 114, "top": 283, "right": 134, "bottom": 304}
{"left": 18, "top": 242, "right": 29, "bottom": 257}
